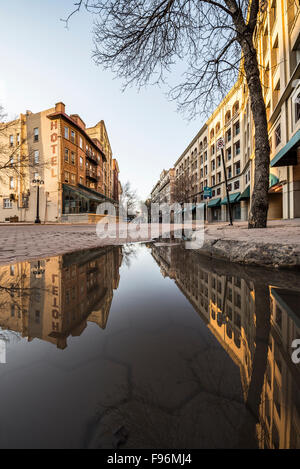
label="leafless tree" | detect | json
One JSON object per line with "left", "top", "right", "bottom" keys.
{"left": 63, "top": 0, "right": 271, "bottom": 228}
{"left": 0, "top": 105, "right": 46, "bottom": 201}
{"left": 173, "top": 170, "right": 193, "bottom": 204}
{"left": 120, "top": 180, "right": 138, "bottom": 214}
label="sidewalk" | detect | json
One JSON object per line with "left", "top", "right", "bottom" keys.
{"left": 200, "top": 218, "right": 300, "bottom": 269}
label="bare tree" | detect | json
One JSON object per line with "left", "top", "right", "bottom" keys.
{"left": 173, "top": 170, "right": 193, "bottom": 204}
{"left": 0, "top": 105, "right": 46, "bottom": 201}
{"left": 64, "top": 0, "right": 270, "bottom": 228}
{"left": 119, "top": 181, "right": 138, "bottom": 219}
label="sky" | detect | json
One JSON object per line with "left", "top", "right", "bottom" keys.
{"left": 0, "top": 0, "right": 204, "bottom": 200}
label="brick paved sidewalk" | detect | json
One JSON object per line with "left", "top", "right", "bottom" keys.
{"left": 0, "top": 219, "right": 299, "bottom": 265}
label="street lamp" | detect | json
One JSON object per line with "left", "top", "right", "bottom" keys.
{"left": 32, "top": 178, "right": 44, "bottom": 224}
{"left": 32, "top": 260, "right": 45, "bottom": 278}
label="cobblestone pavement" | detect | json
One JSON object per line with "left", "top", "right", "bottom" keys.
{"left": 0, "top": 219, "right": 299, "bottom": 265}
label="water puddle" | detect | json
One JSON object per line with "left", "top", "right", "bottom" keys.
{"left": 0, "top": 243, "right": 299, "bottom": 449}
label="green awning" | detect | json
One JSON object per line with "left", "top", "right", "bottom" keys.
{"left": 207, "top": 198, "right": 221, "bottom": 208}
{"left": 239, "top": 185, "right": 250, "bottom": 201}
{"left": 221, "top": 192, "right": 241, "bottom": 205}
{"left": 270, "top": 129, "right": 300, "bottom": 167}
{"left": 269, "top": 173, "right": 279, "bottom": 188}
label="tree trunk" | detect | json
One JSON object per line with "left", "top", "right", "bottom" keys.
{"left": 240, "top": 35, "right": 270, "bottom": 228}
{"left": 238, "top": 283, "right": 271, "bottom": 448}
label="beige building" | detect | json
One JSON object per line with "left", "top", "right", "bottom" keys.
{"left": 151, "top": 0, "right": 300, "bottom": 222}
{"left": 150, "top": 168, "right": 175, "bottom": 204}
{"left": 0, "top": 102, "right": 121, "bottom": 223}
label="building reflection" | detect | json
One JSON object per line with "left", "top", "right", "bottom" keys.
{"left": 0, "top": 246, "right": 122, "bottom": 350}
{"left": 151, "top": 244, "right": 300, "bottom": 449}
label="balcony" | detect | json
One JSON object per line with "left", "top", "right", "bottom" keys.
{"left": 86, "top": 150, "right": 98, "bottom": 165}
{"left": 86, "top": 169, "right": 99, "bottom": 182}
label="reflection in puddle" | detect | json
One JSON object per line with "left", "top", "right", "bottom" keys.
{"left": 0, "top": 243, "right": 298, "bottom": 449}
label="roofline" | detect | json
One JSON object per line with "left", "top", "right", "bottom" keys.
{"left": 174, "top": 123, "right": 207, "bottom": 167}
{"left": 47, "top": 112, "right": 107, "bottom": 160}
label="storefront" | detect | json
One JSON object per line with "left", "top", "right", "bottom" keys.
{"left": 62, "top": 184, "right": 106, "bottom": 215}
{"left": 221, "top": 192, "right": 241, "bottom": 221}
{"left": 207, "top": 198, "right": 221, "bottom": 222}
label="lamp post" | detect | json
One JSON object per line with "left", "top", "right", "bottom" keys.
{"left": 32, "top": 260, "right": 45, "bottom": 279}
{"left": 32, "top": 178, "right": 44, "bottom": 224}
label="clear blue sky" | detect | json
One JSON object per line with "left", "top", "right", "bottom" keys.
{"left": 0, "top": 0, "right": 204, "bottom": 199}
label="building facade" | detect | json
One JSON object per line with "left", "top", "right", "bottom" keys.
{"left": 150, "top": 168, "right": 175, "bottom": 204}
{"left": 151, "top": 0, "right": 300, "bottom": 222}
{"left": 0, "top": 102, "right": 121, "bottom": 223}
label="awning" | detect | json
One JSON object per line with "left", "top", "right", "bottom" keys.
{"left": 221, "top": 192, "right": 241, "bottom": 205}
{"left": 270, "top": 129, "right": 300, "bottom": 167}
{"left": 207, "top": 198, "right": 221, "bottom": 208}
{"left": 63, "top": 184, "right": 104, "bottom": 203}
{"left": 239, "top": 185, "right": 250, "bottom": 201}
{"left": 269, "top": 173, "right": 279, "bottom": 188}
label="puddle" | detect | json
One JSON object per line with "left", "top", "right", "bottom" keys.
{"left": 0, "top": 244, "right": 299, "bottom": 449}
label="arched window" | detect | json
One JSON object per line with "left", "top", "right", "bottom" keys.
{"left": 225, "top": 110, "right": 231, "bottom": 123}
{"left": 233, "top": 101, "right": 239, "bottom": 115}
{"left": 210, "top": 128, "right": 215, "bottom": 139}
{"left": 216, "top": 122, "right": 221, "bottom": 133}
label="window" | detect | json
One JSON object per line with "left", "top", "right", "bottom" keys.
{"left": 217, "top": 187, "right": 221, "bottom": 195}
{"left": 227, "top": 183, "right": 232, "bottom": 191}
{"left": 34, "top": 172, "right": 39, "bottom": 180}
{"left": 226, "top": 129, "right": 231, "bottom": 143}
{"left": 295, "top": 93, "right": 300, "bottom": 123}
{"left": 275, "top": 123, "right": 281, "bottom": 147}
{"left": 234, "top": 120, "right": 240, "bottom": 136}
{"left": 64, "top": 127, "right": 69, "bottom": 139}
{"left": 234, "top": 180, "right": 240, "bottom": 190}
{"left": 79, "top": 137, "right": 83, "bottom": 148}
{"left": 71, "top": 130, "right": 75, "bottom": 143}
{"left": 227, "top": 148, "right": 232, "bottom": 161}
{"left": 235, "top": 141, "right": 240, "bottom": 156}
{"left": 80, "top": 156, "right": 83, "bottom": 168}
{"left": 79, "top": 177, "right": 83, "bottom": 184}
{"left": 64, "top": 171, "right": 69, "bottom": 183}
{"left": 71, "top": 173, "right": 76, "bottom": 183}
{"left": 211, "top": 175, "right": 215, "bottom": 186}
{"left": 9, "top": 177, "right": 14, "bottom": 189}
{"left": 34, "top": 128, "right": 39, "bottom": 142}
{"left": 3, "top": 198, "right": 12, "bottom": 209}
{"left": 245, "top": 170, "right": 250, "bottom": 184}
{"left": 235, "top": 161, "right": 241, "bottom": 175}
{"left": 9, "top": 135, "right": 13, "bottom": 146}
{"left": 65, "top": 148, "right": 69, "bottom": 162}
{"left": 211, "top": 160, "right": 215, "bottom": 171}
{"left": 228, "top": 166, "right": 232, "bottom": 178}
{"left": 17, "top": 134, "right": 20, "bottom": 145}
{"left": 71, "top": 152, "right": 75, "bottom": 164}
{"left": 217, "top": 172, "right": 221, "bottom": 183}
{"left": 34, "top": 150, "right": 39, "bottom": 164}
